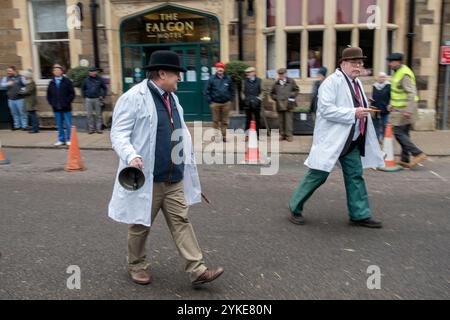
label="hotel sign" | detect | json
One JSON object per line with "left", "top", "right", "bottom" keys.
{"left": 146, "top": 13, "right": 194, "bottom": 40}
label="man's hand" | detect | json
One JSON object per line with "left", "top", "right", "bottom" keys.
{"left": 355, "top": 107, "right": 370, "bottom": 120}
{"left": 403, "top": 112, "right": 412, "bottom": 119}
{"left": 7, "top": 80, "right": 14, "bottom": 87}
{"left": 387, "top": 105, "right": 393, "bottom": 112}
{"left": 129, "top": 157, "right": 144, "bottom": 170}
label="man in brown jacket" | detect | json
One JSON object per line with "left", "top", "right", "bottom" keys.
{"left": 387, "top": 53, "right": 426, "bottom": 168}
{"left": 270, "top": 68, "right": 299, "bottom": 142}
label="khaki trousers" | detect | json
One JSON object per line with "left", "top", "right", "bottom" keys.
{"left": 127, "top": 181, "right": 207, "bottom": 282}
{"left": 210, "top": 102, "right": 231, "bottom": 137}
{"left": 278, "top": 110, "right": 293, "bottom": 137}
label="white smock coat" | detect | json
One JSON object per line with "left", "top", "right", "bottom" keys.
{"left": 108, "top": 80, "right": 202, "bottom": 226}
{"left": 305, "top": 69, "right": 385, "bottom": 172}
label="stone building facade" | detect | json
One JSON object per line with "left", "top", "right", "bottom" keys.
{"left": 0, "top": 0, "right": 447, "bottom": 130}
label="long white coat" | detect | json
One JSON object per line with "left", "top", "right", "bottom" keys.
{"left": 305, "top": 69, "right": 385, "bottom": 172}
{"left": 108, "top": 80, "right": 202, "bottom": 227}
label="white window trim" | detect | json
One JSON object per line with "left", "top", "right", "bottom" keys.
{"left": 28, "top": 0, "right": 70, "bottom": 84}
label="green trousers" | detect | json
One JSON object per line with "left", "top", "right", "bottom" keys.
{"left": 289, "top": 147, "right": 372, "bottom": 221}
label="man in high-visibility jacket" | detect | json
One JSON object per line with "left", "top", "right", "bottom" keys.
{"left": 387, "top": 53, "right": 427, "bottom": 168}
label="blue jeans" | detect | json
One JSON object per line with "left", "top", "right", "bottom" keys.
{"left": 28, "top": 111, "right": 40, "bottom": 132}
{"left": 8, "top": 99, "right": 27, "bottom": 129}
{"left": 380, "top": 114, "right": 389, "bottom": 139}
{"left": 54, "top": 111, "right": 72, "bottom": 142}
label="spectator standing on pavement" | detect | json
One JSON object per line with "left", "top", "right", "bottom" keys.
{"left": 109, "top": 50, "right": 224, "bottom": 286}
{"left": 371, "top": 72, "right": 391, "bottom": 143}
{"left": 241, "top": 66, "right": 263, "bottom": 140}
{"left": 81, "top": 66, "right": 107, "bottom": 134}
{"left": 1, "top": 66, "right": 27, "bottom": 130}
{"left": 270, "top": 68, "right": 299, "bottom": 142}
{"left": 19, "top": 70, "right": 39, "bottom": 133}
{"left": 387, "top": 53, "right": 427, "bottom": 169}
{"left": 288, "top": 47, "right": 385, "bottom": 228}
{"left": 47, "top": 64, "right": 75, "bottom": 146}
{"left": 310, "top": 66, "right": 328, "bottom": 121}
{"left": 204, "top": 62, "right": 234, "bottom": 142}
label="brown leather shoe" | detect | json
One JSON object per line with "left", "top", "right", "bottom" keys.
{"left": 129, "top": 269, "right": 151, "bottom": 285}
{"left": 409, "top": 153, "right": 427, "bottom": 168}
{"left": 397, "top": 160, "right": 411, "bottom": 169}
{"left": 192, "top": 267, "right": 224, "bottom": 285}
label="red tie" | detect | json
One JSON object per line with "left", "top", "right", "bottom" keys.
{"left": 353, "top": 80, "right": 365, "bottom": 135}
{"left": 163, "top": 92, "right": 173, "bottom": 124}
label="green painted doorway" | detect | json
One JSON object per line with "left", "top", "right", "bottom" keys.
{"left": 120, "top": 5, "right": 220, "bottom": 120}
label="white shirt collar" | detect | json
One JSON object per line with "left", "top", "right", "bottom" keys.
{"left": 149, "top": 80, "right": 165, "bottom": 96}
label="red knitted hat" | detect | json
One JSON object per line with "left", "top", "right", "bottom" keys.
{"left": 215, "top": 62, "right": 225, "bottom": 69}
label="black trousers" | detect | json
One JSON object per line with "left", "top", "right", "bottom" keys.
{"left": 245, "top": 108, "right": 261, "bottom": 137}
{"left": 393, "top": 124, "right": 423, "bottom": 162}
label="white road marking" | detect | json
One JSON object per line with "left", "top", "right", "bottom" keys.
{"left": 429, "top": 170, "right": 448, "bottom": 182}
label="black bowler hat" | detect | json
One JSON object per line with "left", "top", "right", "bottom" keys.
{"left": 386, "top": 52, "right": 404, "bottom": 61}
{"left": 144, "top": 50, "right": 187, "bottom": 72}
{"left": 88, "top": 66, "right": 99, "bottom": 72}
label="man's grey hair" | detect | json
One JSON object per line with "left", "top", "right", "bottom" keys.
{"left": 147, "top": 70, "right": 161, "bottom": 80}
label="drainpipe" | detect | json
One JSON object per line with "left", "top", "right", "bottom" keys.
{"left": 407, "top": 0, "right": 416, "bottom": 68}
{"left": 237, "top": 0, "right": 244, "bottom": 61}
{"left": 436, "top": 0, "right": 445, "bottom": 128}
{"left": 90, "top": 0, "right": 100, "bottom": 68}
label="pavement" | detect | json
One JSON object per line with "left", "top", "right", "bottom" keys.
{"left": 1, "top": 126, "right": 450, "bottom": 156}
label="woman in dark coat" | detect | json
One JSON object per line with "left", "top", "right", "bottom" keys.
{"left": 371, "top": 72, "right": 391, "bottom": 143}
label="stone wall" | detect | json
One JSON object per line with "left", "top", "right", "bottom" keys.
{"left": 0, "top": 0, "right": 21, "bottom": 76}
{"left": 437, "top": 0, "right": 450, "bottom": 129}
{"left": 410, "top": 0, "right": 442, "bottom": 130}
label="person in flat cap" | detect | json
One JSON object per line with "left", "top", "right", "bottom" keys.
{"left": 46, "top": 63, "right": 74, "bottom": 146}
{"left": 310, "top": 66, "right": 328, "bottom": 118}
{"left": 270, "top": 67, "right": 299, "bottom": 141}
{"left": 109, "top": 50, "right": 223, "bottom": 287}
{"left": 288, "top": 46, "right": 384, "bottom": 229}
{"left": 241, "top": 66, "right": 263, "bottom": 140}
{"left": 203, "top": 61, "right": 234, "bottom": 142}
{"left": 81, "top": 66, "right": 107, "bottom": 134}
{"left": 19, "top": 69, "right": 39, "bottom": 133}
{"left": 386, "top": 52, "right": 427, "bottom": 168}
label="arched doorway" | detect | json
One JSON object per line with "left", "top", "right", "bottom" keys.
{"left": 120, "top": 5, "right": 220, "bottom": 121}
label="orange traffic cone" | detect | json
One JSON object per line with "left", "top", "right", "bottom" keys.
{"left": 65, "top": 126, "right": 84, "bottom": 171}
{"left": 245, "top": 120, "right": 260, "bottom": 164}
{"left": 378, "top": 123, "right": 402, "bottom": 172}
{"left": 0, "top": 144, "right": 11, "bottom": 165}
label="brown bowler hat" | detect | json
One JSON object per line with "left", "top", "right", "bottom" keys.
{"left": 339, "top": 47, "right": 367, "bottom": 63}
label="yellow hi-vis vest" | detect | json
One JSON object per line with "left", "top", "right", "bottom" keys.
{"left": 390, "top": 64, "right": 419, "bottom": 108}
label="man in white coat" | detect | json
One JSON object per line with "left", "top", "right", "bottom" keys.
{"left": 288, "top": 47, "right": 385, "bottom": 228}
{"left": 108, "top": 50, "right": 224, "bottom": 285}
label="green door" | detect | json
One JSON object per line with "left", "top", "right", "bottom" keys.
{"left": 121, "top": 43, "right": 220, "bottom": 120}
{"left": 171, "top": 46, "right": 203, "bottom": 121}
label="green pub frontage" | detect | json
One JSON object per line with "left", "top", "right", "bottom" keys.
{"left": 120, "top": 6, "right": 221, "bottom": 121}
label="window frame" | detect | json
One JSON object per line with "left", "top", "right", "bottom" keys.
{"left": 28, "top": 0, "right": 71, "bottom": 83}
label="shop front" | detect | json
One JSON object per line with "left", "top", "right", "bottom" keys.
{"left": 120, "top": 5, "right": 220, "bottom": 120}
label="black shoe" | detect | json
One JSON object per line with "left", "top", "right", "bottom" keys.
{"left": 350, "top": 218, "right": 383, "bottom": 229}
{"left": 28, "top": 131, "right": 39, "bottom": 134}
{"left": 289, "top": 209, "right": 305, "bottom": 225}
{"left": 96, "top": 130, "right": 103, "bottom": 134}
{"left": 88, "top": 131, "right": 95, "bottom": 134}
